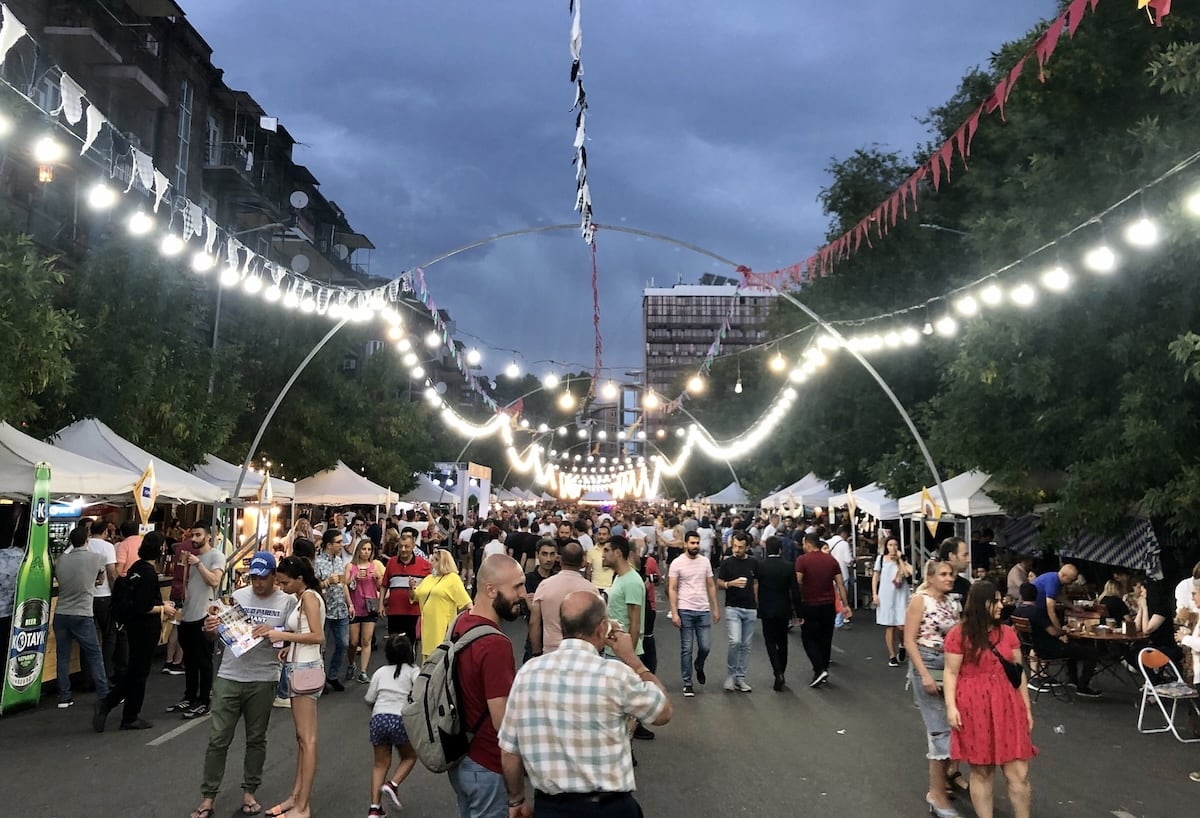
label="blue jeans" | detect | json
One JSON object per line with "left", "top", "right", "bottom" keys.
{"left": 323, "top": 616, "right": 349, "bottom": 682}
{"left": 725, "top": 607, "right": 756, "bottom": 681}
{"left": 53, "top": 614, "right": 109, "bottom": 701}
{"left": 447, "top": 755, "right": 506, "bottom": 818}
{"left": 678, "top": 609, "right": 712, "bottom": 685}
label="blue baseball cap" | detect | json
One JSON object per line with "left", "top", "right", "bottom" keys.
{"left": 248, "top": 551, "right": 277, "bottom": 576}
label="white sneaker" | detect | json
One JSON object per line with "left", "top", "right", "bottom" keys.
{"left": 272, "top": 696, "right": 291, "bottom": 709}
{"left": 723, "top": 676, "right": 737, "bottom": 692}
{"left": 735, "top": 679, "right": 752, "bottom": 692}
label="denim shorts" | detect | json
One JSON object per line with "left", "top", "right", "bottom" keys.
{"left": 279, "top": 660, "right": 325, "bottom": 701}
{"left": 909, "top": 647, "right": 950, "bottom": 760}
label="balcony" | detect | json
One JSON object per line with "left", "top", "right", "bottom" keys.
{"left": 42, "top": 24, "right": 122, "bottom": 64}
{"left": 202, "top": 142, "right": 260, "bottom": 195}
{"left": 91, "top": 63, "right": 168, "bottom": 108}
{"left": 43, "top": 5, "right": 168, "bottom": 108}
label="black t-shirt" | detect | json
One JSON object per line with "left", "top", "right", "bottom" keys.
{"left": 950, "top": 575, "right": 971, "bottom": 609}
{"left": 509, "top": 532, "right": 539, "bottom": 565}
{"left": 1146, "top": 581, "right": 1176, "bottom": 647}
{"left": 718, "top": 555, "right": 759, "bottom": 610}
{"left": 1098, "top": 595, "right": 1129, "bottom": 622}
{"left": 1013, "top": 601, "right": 1058, "bottom": 656}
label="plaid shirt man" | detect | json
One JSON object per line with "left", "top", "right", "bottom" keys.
{"left": 498, "top": 639, "right": 667, "bottom": 795}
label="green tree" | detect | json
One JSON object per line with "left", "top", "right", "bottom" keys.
{"left": 0, "top": 233, "right": 79, "bottom": 424}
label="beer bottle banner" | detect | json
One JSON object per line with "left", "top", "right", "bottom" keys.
{"left": 1, "top": 463, "right": 52, "bottom": 714}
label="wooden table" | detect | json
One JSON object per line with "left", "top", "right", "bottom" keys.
{"left": 1066, "top": 628, "right": 1149, "bottom": 688}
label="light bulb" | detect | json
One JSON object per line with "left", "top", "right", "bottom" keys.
{"left": 191, "top": 251, "right": 215, "bottom": 273}
{"left": 597, "top": 430, "right": 607, "bottom": 440}
{"left": 282, "top": 289, "right": 299, "bottom": 309}
{"left": 558, "top": 426, "right": 568, "bottom": 436}
{"left": 643, "top": 391, "right": 660, "bottom": 410}
{"left": 425, "top": 330, "right": 440, "bottom": 348}
{"left": 537, "top": 423, "right": 549, "bottom": 433}
{"left": 220, "top": 265, "right": 241, "bottom": 288}
{"left": 1124, "top": 217, "right": 1158, "bottom": 248}
{"left": 1010, "top": 283, "right": 1036, "bottom": 306}
{"left": 1187, "top": 190, "right": 1200, "bottom": 217}
{"left": 1041, "top": 266, "right": 1070, "bottom": 292}
{"left": 299, "top": 294, "right": 316, "bottom": 313}
{"left": 543, "top": 373, "right": 560, "bottom": 390}
{"left": 577, "top": 428, "right": 588, "bottom": 439}
{"left": 243, "top": 275, "right": 263, "bottom": 294}
{"left": 734, "top": 378, "right": 743, "bottom": 394}
{"left": 388, "top": 325, "right": 404, "bottom": 341}
{"left": 675, "top": 427, "right": 685, "bottom": 437}
{"left": 637, "top": 431, "right": 647, "bottom": 440}
{"left": 128, "top": 210, "right": 153, "bottom": 235}
{"left": 601, "top": 381, "right": 619, "bottom": 400}
{"left": 686, "top": 374, "right": 705, "bottom": 393}
{"left": 656, "top": 429, "right": 666, "bottom": 439}
{"left": 87, "top": 183, "right": 117, "bottom": 210}
{"left": 955, "top": 295, "right": 978, "bottom": 316}
{"left": 160, "top": 234, "right": 184, "bottom": 256}
{"left": 1083, "top": 244, "right": 1116, "bottom": 273}
{"left": 396, "top": 337, "right": 412, "bottom": 353}
{"left": 411, "top": 365, "right": 426, "bottom": 379}
{"left": 980, "top": 284, "right": 1004, "bottom": 306}
{"left": 901, "top": 327, "right": 921, "bottom": 345}
{"left": 558, "top": 391, "right": 576, "bottom": 411}
{"left": 519, "top": 418, "right": 530, "bottom": 429}
{"left": 769, "top": 351, "right": 786, "bottom": 372}
{"left": 884, "top": 332, "right": 901, "bottom": 349}
{"left": 934, "top": 316, "right": 958, "bottom": 337}
{"left": 789, "top": 369, "right": 806, "bottom": 383}
{"left": 505, "top": 362, "right": 520, "bottom": 379}
{"left": 466, "top": 347, "right": 481, "bottom": 366}
{"left": 402, "top": 352, "right": 419, "bottom": 367}
{"left": 922, "top": 322, "right": 933, "bottom": 335}
{"left": 33, "top": 135, "right": 64, "bottom": 163}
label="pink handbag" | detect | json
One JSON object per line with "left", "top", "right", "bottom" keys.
{"left": 286, "top": 592, "right": 325, "bottom": 696}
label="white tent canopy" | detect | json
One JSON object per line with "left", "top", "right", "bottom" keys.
{"left": 398, "top": 475, "right": 458, "bottom": 506}
{"left": 192, "top": 454, "right": 296, "bottom": 501}
{"left": 0, "top": 421, "right": 141, "bottom": 500}
{"left": 704, "top": 481, "right": 749, "bottom": 506}
{"left": 294, "top": 461, "right": 395, "bottom": 506}
{"left": 540, "top": 492, "right": 555, "bottom": 503}
{"left": 760, "top": 473, "right": 827, "bottom": 509}
{"left": 50, "top": 418, "right": 225, "bottom": 503}
{"left": 828, "top": 482, "right": 901, "bottom": 520}
{"left": 897, "top": 470, "right": 1005, "bottom": 518}
{"left": 580, "top": 489, "right": 614, "bottom": 504}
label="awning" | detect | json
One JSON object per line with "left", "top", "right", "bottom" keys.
{"left": 0, "top": 421, "right": 140, "bottom": 500}
{"left": 293, "top": 461, "right": 394, "bottom": 506}
{"left": 192, "top": 454, "right": 296, "bottom": 501}
{"left": 897, "top": 471, "right": 1005, "bottom": 518}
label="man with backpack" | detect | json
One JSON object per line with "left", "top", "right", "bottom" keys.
{"left": 442, "top": 555, "right": 526, "bottom": 818}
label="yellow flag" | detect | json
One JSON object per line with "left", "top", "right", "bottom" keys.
{"left": 133, "top": 462, "right": 158, "bottom": 525}
{"left": 920, "top": 486, "right": 942, "bottom": 539}
{"left": 845, "top": 484, "right": 858, "bottom": 517}
{"left": 256, "top": 469, "right": 273, "bottom": 505}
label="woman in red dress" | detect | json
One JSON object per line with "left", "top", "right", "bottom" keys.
{"left": 944, "top": 581, "right": 1036, "bottom": 818}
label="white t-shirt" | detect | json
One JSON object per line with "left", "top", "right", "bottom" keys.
{"left": 538, "top": 523, "right": 556, "bottom": 538}
{"left": 577, "top": 533, "right": 594, "bottom": 552}
{"left": 697, "top": 527, "right": 715, "bottom": 558}
{"left": 1176, "top": 577, "right": 1199, "bottom": 614}
{"left": 762, "top": 524, "right": 777, "bottom": 543}
{"left": 458, "top": 527, "right": 476, "bottom": 545}
{"left": 87, "top": 537, "right": 117, "bottom": 598}
{"left": 366, "top": 663, "right": 419, "bottom": 717}
{"left": 483, "top": 540, "right": 506, "bottom": 558}
{"left": 828, "top": 536, "right": 854, "bottom": 583}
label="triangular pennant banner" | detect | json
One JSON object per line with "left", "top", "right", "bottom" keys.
{"left": 0, "top": 4, "right": 28, "bottom": 66}
{"left": 54, "top": 73, "right": 86, "bottom": 124}
{"left": 81, "top": 104, "right": 106, "bottom": 154}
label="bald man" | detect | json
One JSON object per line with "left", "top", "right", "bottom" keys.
{"left": 530, "top": 543, "right": 598, "bottom": 656}
{"left": 500, "top": 591, "right": 670, "bottom": 817}
{"left": 446, "top": 555, "right": 526, "bottom": 817}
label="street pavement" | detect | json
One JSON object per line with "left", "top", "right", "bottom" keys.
{"left": 0, "top": 604, "right": 1195, "bottom": 818}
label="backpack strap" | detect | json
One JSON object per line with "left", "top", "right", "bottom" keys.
{"left": 447, "top": 618, "right": 505, "bottom": 733}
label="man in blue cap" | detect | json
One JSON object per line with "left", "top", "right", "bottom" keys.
{"left": 190, "top": 553, "right": 294, "bottom": 818}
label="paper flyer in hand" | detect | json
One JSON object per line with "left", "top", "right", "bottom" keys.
{"left": 210, "top": 599, "right": 263, "bottom": 657}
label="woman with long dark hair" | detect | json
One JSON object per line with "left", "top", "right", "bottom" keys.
{"left": 259, "top": 556, "right": 325, "bottom": 818}
{"left": 943, "top": 581, "right": 1035, "bottom": 818}
{"left": 872, "top": 536, "right": 912, "bottom": 666}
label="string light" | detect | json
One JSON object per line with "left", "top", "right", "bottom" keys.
{"left": 1040, "top": 265, "right": 1070, "bottom": 292}
{"left": 220, "top": 265, "right": 241, "bottom": 288}
{"left": 769, "top": 351, "right": 786, "bottom": 373}
{"left": 191, "top": 251, "right": 214, "bottom": 273}
{"left": 387, "top": 325, "right": 404, "bottom": 341}
{"left": 505, "top": 361, "right": 521, "bottom": 379}
{"left": 1123, "top": 216, "right": 1158, "bottom": 247}
{"left": 87, "top": 183, "right": 117, "bottom": 210}
{"left": 686, "top": 374, "right": 705, "bottom": 394}
{"left": 558, "top": 390, "right": 576, "bottom": 411}
{"left": 734, "top": 378, "right": 743, "bottom": 394}
{"left": 543, "top": 372, "right": 560, "bottom": 390}
{"left": 955, "top": 295, "right": 979, "bottom": 316}
{"left": 1083, "top": 244, "right": 1117, "bottom": 273}
{"left": 160, "top": 234, "right": 184, "bottom": 256}
{"left": 425, "top": 330, "right": 441, "bottom": 348}
{"left": 934, "top": 316, "right": 958, "bottom": 337}
{"left": 601, "top": 380, "right": 619, "bottom": 400}
{"left": 466, "top": 347, "right": 482, "bottom": 366}
{"left": 643, "top": 391, "right": 660, "bottom": 410}
{"left": 128, "top": 210, "right": 153, "bottom": 236}
{"left": 980, "top": 284, "right": 1004, "bottom": 306}
{"left": 243, "top": 274, "right": 263, "bottom": 295}
{"left": 1010, "top": 283, "right": 1036, "bottom": 307}
{"left": 33, "top": 135, "right": 64, "bottom": 163}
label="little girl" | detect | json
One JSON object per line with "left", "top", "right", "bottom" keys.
{"left": 364, "top": 634, "right": 419, "bottom": 817}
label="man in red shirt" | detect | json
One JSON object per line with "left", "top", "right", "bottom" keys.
{"left": 382, "top": 531, "right": 431, "bottom": 645}
{"left": 447, "top": 554, "right": 525, "bottom": 818}
{"left": 794, "top": 532, "right": 852, "bottom": 688}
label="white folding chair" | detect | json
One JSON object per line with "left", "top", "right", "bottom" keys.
{"left": 1137, "top": 647, "right": 1200, "bottom": 743}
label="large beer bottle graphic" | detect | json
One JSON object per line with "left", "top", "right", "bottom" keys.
{"left": 1, "top": 463, "right": 52, "bottom": 714}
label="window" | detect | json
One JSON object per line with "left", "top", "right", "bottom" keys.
{"left": 175, "top": 79, "right": 194, "bottom": 195}
{"left": 33, "top": 76, "right": 60, "bottom": 113}
{"left": 205, "top": 115, "right": 221, "bottom": 165}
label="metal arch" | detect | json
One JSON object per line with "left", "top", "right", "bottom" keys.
{"left": 234, "top": 222, "right": 948, "bottom": 515}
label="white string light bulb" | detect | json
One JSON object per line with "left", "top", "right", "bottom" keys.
{"left": 466, "top": 347, "right": 481, "bottom": 366}
{"left": 884, "top": 331, "right": 901, "bottom": 349}
{"left": 519, "top": 418, "right": 530, "bottom": 429}
{"left": 159, "top": 234, "right": 184, "bottom": 256}
{"left": 387, "top": 325, "right": 404, "bottom": 341}
{"left": 789, "top": 369, "right": 806, "bottom": 383}
{"left": 601, "top": 381, "right": 619, "bottom": 400}
{"left": 33, "top": 135, "right": 64, "bottom": 163}
{"left": 1083, "top": 244, "right": 1117, "bottom": 273}
{"left": 1041, "top": 266, "right": 1070, "bottom": 292}
{"left": 1187, "top": 189, "right": 1200, "bottom": 217}
{"left": 424, "top": 330, "right": 440, "bottom": 348}
{"left": 505, "top": 361, "right": 521, "bottom": 379}
{"left": 538, "top": 423, "right": 549, "bottom": 433}
{"left": 191, "top": 251, "right": 215, "bottom": 273}
{"left": 687, "top": 374, "right": 705, "bottom": 393}
{"left": 543, "top": 372, "right": 560, "bottom": 390}
{"left": 955, "top": 295, "right": 979, "bottom": 316}
{"left": 282, "top": 288, "right": 299, "bottom": 309}
{"left": 396, "top": 337, "right": 412, "bottom": 352}
{"left": 643, "top": 391, "right": 660, "bottom": 410}
{"left": 87, "top": 183, "right": 116, "bottom": 210}
{"left": 769, "top": 351, "right": 786, "bottom": 373}
{"left": 901, "top": 327, "right": 921, "bottom": 345}
{"left": 402, "top": 352, "right": 419, "bottom": 367}
{"left": 980, "top": 284, "right": 1004, "bottom": 306}
{"left": 411, "top": 365, "right": 426, "bottom": 379}
{"left": 128, "top": 210, "right": 153, "bottom": 235}
{"left": 734, "top": 378, "right": 743, "bottom": 394}
{"left": 597, "top": 430, "right": 608, "bottom": 439}
{"left": 243, "top": 275, "right": 263, "bottom": 295}
{"left": 220, "top": 265, "right": 241, "bottom": 288}
{"left": 558, "top": 426, "right": 568, "bottom": 436}
{"left": 1010, "top": 283, "right": 1036, "bottom": 307}
{"left": 1124, "top": 217, "right": 1158, "bottom": 248}
{"left": 299, "top": 292, "right": 316, "bottom": 313}
{"left": 935, "top": 316, "right": 958, "bottom": 337}
{"left": 577, "top": 428, "right": 588, "bottom": 439}
{"left": 558, "top": 390, "right": 576, "bottom": 410}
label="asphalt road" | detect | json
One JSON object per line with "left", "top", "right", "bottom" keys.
{"left": 1, "top": 604, "right": 1195, "bottom": 818}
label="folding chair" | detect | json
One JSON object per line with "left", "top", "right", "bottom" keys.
{"left": 1136, "top": 647, "right": 1200, "bottom": 743}
{"left": 1012, "top": 616, "right": 1072, "bottom": 702}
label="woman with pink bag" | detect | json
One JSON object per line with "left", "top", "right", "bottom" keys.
{"left": 346, "top": 540, "right": 385, "bottom": 683}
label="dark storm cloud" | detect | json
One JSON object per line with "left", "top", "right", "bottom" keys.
{"left": 184, "top": 0, "right": 1054, "bottom": 375}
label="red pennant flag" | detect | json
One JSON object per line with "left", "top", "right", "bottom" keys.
{"left": 890, "top": 191, "right": 900, "bottom": 227}
{"left": 1003, "top": 58, "right": 1026, "bottom": 115}
{"left": 1035, "top": 15, "right": 1066, "bottom": 81}
{"left": 929, "top": 156, "right": 942, "bottom": 191}
{"left": 1147, "top": 0, "right": 1171, "bottom": 25}
{"left": 954, "top": 125, "right": 969, "bottom": 170}
{"left": 1066, "top": 0, "right": 1088, "bottom": 36}
{"left": 938, "top": 141, "right": 956, "bottom": 184}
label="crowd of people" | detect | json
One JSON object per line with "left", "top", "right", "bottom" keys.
{"left": 13, "top": 502, "right": 1200, "bottom": 816}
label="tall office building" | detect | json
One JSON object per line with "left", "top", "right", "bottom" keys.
{"left": 642, "top": 275, "right": 777, "bottom": 438}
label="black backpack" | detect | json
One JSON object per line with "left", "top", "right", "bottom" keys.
{"left": 110, "top": 571, "right": 139, "bottom": 625}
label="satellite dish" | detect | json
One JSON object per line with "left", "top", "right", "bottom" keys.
{"left": 291, "top": 254, "right": 310, "bottom": 274}
{"left": 289, "top": 190, "right": 309, "bottom": 209}
{"left": 333, "top": 243, "right": 349, "bottom": 260}
{"left": 435, "top": 381, "right": 447, "bottom": 395}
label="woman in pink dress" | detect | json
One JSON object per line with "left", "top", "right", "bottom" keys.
{"left": 944, "top": 581, "right": 1036, "bottom": 818}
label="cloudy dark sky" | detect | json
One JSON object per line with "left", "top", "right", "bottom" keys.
{"left": 184, "top": 0, "right": 1053, "bottom": 378}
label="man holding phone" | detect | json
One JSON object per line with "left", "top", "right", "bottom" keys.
{"left": 382, "top": 531, "right": 430, "bottom": 646}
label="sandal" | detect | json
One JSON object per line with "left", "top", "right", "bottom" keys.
{"left": 190, "top": 809, "right": 214, "bottom": 818}
{"left": 265, "top": 804, "right": 294, "bottom": 818}
{"left": 241, "top": 801, "right": 263, "bottom": 815}
{"left": 946, "top": 771, "right": 969, "bottom": 793}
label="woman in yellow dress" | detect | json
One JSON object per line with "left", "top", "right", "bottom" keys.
{"left": 411, "top": 548, "right": 472, "bottom": 661}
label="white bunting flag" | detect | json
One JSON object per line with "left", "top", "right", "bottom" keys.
{"left": 54, "top": 73, "right": 85, "bottom": 124}
{"left": 81, "top": 104, "right": 106, "bottom": 154}
{"left": 0, "top": 5, "right": 28, "bottom": 66}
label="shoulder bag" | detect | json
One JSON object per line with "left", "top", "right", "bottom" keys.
{"left": 988, "top": 639, "right": 1024, "bottom": 690}
{"left": 287, "top": 591, "right": 326, "bottom": 696}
